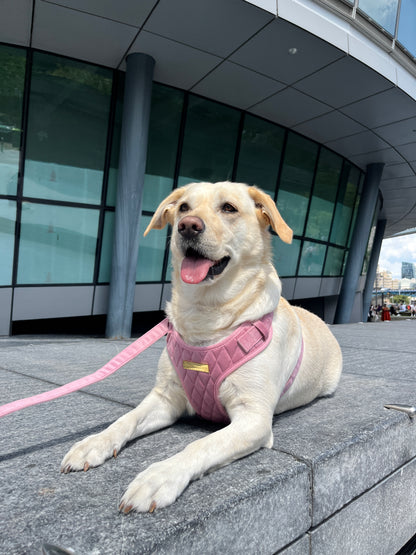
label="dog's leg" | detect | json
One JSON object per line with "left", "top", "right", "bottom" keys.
{"left": 119, "top": 408, "right": 273, "bottom": 513}
{"left": 61, "top": 353, "right": 188, "bottom": 473}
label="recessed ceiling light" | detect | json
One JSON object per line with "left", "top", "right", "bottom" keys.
{"left": 288, "top": 47, "right": 298, "bottom": 55}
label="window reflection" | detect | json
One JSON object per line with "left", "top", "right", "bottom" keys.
{"left": 358, "top": 0, "right": 399, "bottom": 35}
{"left": 276, "top": 133, "right": 319, "bottom": 237}
{"left": 24, "top": 52, "right": 112, "bottom": 204}
{"left": 298, "top": 241, "right": 327, "bottom": 276}
{"left": 0, "top": 199, "right": 16, "bottom": 285}
{"left": 235, "top": 114, "right": 285, "bottom": 198}
{"left": 17, "top": 202, "right": 99, "bottom": 284}
{"left": 99, "top": 211, "right": 167, "bottom": 283}
{"left": 271, "top": 235, "right": 301, "bottom": 277}
{"left": 305, "top": 148, "right": 342, "bottom": 242}
{"left": 330, "top": 163, "right": 359, "bottom": 247}
{"left": 178, "top": 95, "right": 240, "bottom": 186}
{"left": 324, "top": 246, "right": 345, "bottom": 276}
{"left": 143, "top": 85, "right": 184, "bottom": 211}
{"left": 0, "top": 46, "right": 25, "bottom": 196}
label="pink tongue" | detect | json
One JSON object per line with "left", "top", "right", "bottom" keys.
{"left": 181, "top": 256, "right": 215, "bottom": 284}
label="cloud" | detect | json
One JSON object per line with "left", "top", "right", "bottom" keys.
{"left": 379, "top": 234, "right": 416, "bottom": 278}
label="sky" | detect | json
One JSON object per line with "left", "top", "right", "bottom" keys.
{"left": 378, "top": 234, "right": 416, "bottom": 279}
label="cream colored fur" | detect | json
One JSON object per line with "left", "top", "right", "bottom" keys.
{"left": 61, "top": 181, "right": 342, "bottom": 513}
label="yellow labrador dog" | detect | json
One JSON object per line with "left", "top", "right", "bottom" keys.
{"left": 61, "top": 181, "right": 342, "bottom": 513}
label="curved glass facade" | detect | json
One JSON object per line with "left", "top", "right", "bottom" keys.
{"left": 0, "top": 44, "right": 365, "bottom": 303}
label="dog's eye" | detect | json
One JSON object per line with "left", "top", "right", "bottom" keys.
{"left": 179, "top": 203, "right": 190, "bottom": 212}
{"left": 222, "top": 203, "right": 238, "bottom": 213}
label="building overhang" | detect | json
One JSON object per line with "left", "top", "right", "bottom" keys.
{"left": 2, "top": 0, "right": 416, "bottom": 237}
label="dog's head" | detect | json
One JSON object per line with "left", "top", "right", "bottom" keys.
{"left": 144, "top": 181, "right": 292, "bottom": 285}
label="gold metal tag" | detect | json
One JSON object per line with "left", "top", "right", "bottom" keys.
{"left": 183, "top": 360, "right": 210, "bottom": 373}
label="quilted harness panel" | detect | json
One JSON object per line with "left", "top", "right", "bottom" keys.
{"left": 166, "top": 312, "right": 274, "bottom": 423}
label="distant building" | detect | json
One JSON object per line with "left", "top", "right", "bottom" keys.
{"left": 402, "top": 262, "right": 416, "bottom": 279}
{"left": 400, "top": 278, "right": 416, "bottom": 290}
{"left": 375, "top": 267, "right": 393, "bottom": 289}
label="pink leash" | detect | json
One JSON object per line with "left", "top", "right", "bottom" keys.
{"left": 0, "top": 319, "right": 169, "bottom": 418}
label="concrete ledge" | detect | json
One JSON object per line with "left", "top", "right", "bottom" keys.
{"left": 1, "top": 320, "right": 415, "bottom": 553}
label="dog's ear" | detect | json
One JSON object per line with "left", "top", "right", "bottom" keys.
{"left": 248, "top": 186, "right": 293, "bottom": 244}
{"left": 144, "top": 187, "right": 186, "bottom": 236}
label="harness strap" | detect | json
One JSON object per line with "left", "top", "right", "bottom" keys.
{"left": 280, "top": 338, "right": 304, "bottom": 398}
{"left": 0, "top": 319, "right": 170, "bottom": 418}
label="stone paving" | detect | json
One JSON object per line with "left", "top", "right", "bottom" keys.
{"left": 0, "top": 319, "right": 415, "bottom": 554}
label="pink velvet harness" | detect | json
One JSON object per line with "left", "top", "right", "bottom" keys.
{"left": 166, "top": 312, "right": 303, "bottom": 423}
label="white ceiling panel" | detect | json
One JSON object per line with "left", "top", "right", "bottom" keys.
{"left": 127, "top": 31, "right": 221, "bottom": 89}
{"left": 294, "top": 110, "right": 365, "bottom": 144}
{"left": 47, "top": 0, "right": 158, "bottom": 27}
{"left": 144, "top": 0, "right": 273, "bottom": 58}
{"left": 230, "top": 18, "right": 345, "bottom": 85}
{"left": 0, "top": 0, "right": 32, "bottom": 46}
{"left": 293, "top": 56, "right": 393, "bottom": 109}
{"left": 32, "top": 1, "right": 137, "bottom": 67}
{"left": 191, "top": 61, "right": 286, "bottom": 110}
{"left": 250, "top": 87, "right": 331, "bottom": 127}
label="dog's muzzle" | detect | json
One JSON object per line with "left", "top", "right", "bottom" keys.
{"left": 177, "top": 216, "right": 230, "bottom": 284}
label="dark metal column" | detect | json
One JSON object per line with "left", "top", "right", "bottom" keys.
{"left": 334, "top": 163, "right": 384, "bottom": 324}
{"left": 362, "top": 218, "right": 387, "bottom": 321}
{"left": 106, "top": 53, "right": 155, "bottom": 339}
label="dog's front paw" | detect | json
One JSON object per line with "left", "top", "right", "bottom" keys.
{"left": 61, "top": 433, "right": 118, "bottom": 474}
{"left": 119, "top": 457, "right": 190, "bottom": 514}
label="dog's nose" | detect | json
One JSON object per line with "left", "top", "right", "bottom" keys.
{"left": 178, "top": 216, "right": 205, "bottom": 239}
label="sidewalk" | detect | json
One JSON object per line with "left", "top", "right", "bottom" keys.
{"left": 1, "top": 319, "right": 415, "bottom": 554}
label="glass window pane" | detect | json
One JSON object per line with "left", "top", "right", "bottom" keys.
{"left": 330, "top": 163, "right": 360, "bottom": 247}
{"left": 362, "top": 208, "right": 378, "bottom": 275}
{"left": 136, "top": 215, "right": 167, "bottom": 282}
{"left": 17, "top": 202, "right": 99, "bottom": 284}
{"left": 0, "top": 199, "right": 16, "bottom": 285}
{"left": 276, "top": 132, "right": 318, "bottom": 236}
{"left": 98, "top": 211, "right": 167, "bottom": 283}
{"left": 324, "top": 246, "right": 345, "bottom": 276}
{"left": 298, "top": 241, "right": 327, "bottom": 276}
{"left": 398, "top": 0, "right": 416, "bottom": 57}
{"left": 106, "top": 76, "right": 124, "bottom": 207}
{"left": 347, "top": 173, "right": 364, "bottom": 247}
{"left": 0, "top": 45, "right": 26, "bottom": 196}
{"left": 271, "top": 235, "right": 301, "bottom": 277}
{"left": 358, "top": 0, "right": 399, "bottom": 34}
{"left": 235, "top": 114, "right": 285, "bottom": 198}
{"left": 305, "top": 148, "right": 341, "bottom": 242}
{"left": 165, "top": 248, "right": 173, "bottom": 282}
{"left": 98, "top": 210, "right": 115, "bottom": 283}
{"left": 24, "top": 52, "right": 112, "bottom": 204}
{"left": 143, "top": 84, "right": 184, "bottom": 212}
{"left": 178, "top": 95, "right": 240, "bottom": 186}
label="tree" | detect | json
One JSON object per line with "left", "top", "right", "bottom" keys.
{"left": 391, "top": 295, "right": 410, "bottom": 305}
